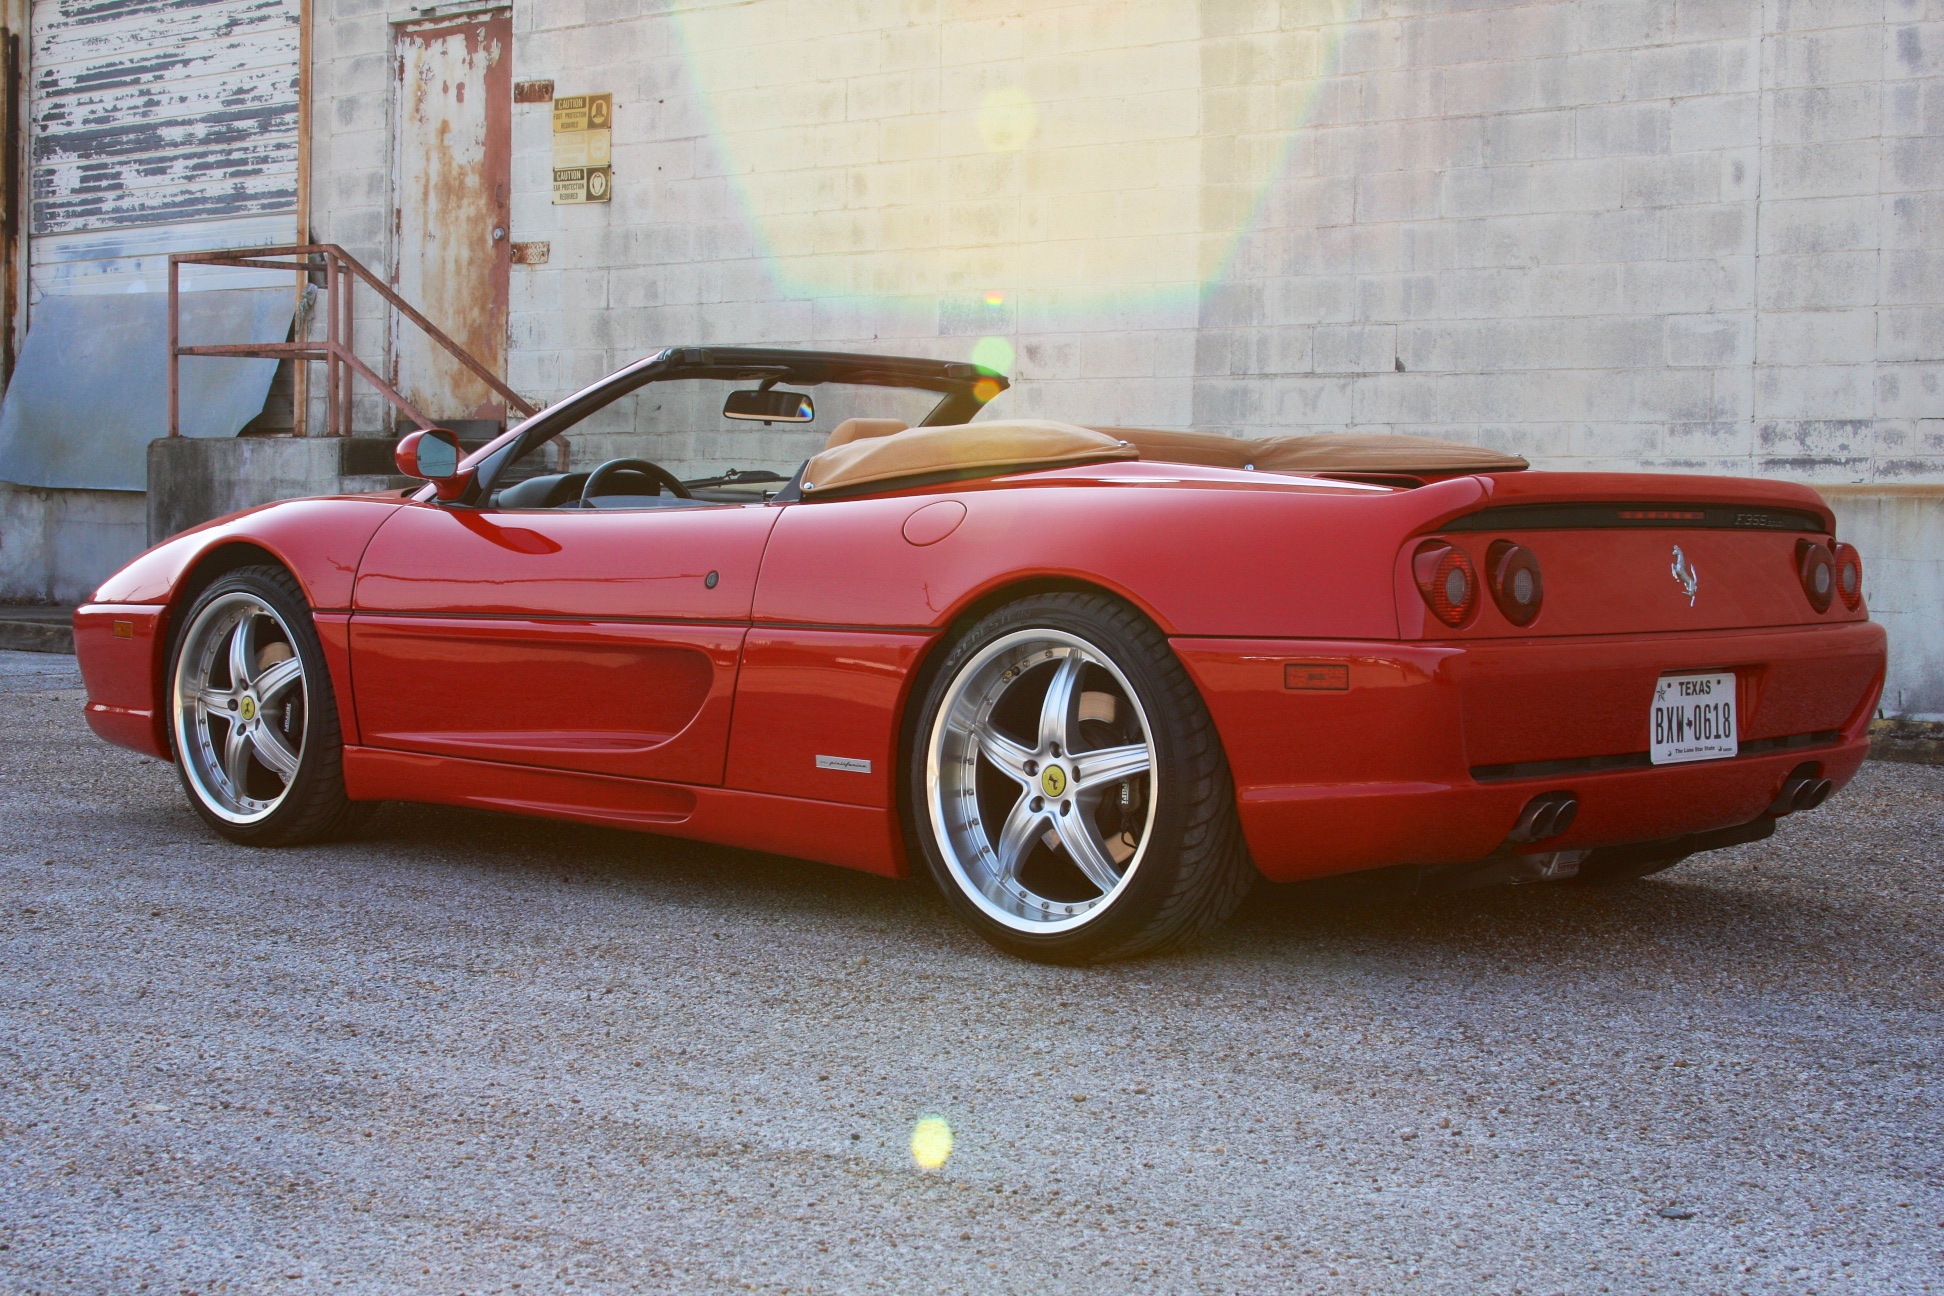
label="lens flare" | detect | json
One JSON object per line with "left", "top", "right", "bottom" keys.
{"left": 910, "top": 1117, "right": 953, "bottom": 1170}
{"left": 977, "top": 87, "right": 1037, "bottom": 152}
{"left": 984, "top": 290, "right": 1005, "bottom": 306}
{"left": 972, "top": 377, "right": 1002, "bottom": 404}
{"left": 970, "top": 336, "right": 1015, "bottom": 375}
{"left": 666, "top": 2, "right": 1351, "bottom": 306}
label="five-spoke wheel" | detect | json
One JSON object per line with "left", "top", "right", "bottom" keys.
{"left": 927, "top": 629, "right": 1157, "bottom": 932}
{"left": 167, "top": 566, "right": 363, "bottom": 844}
{"left": 910, "top": 592, "right": 1254, "bottom": 962}
{"left": 173, "top": 590, "right": 308, "bottom": 822}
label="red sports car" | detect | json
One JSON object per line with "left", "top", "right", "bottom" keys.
{"left": 75, "top": 348, "right": 1886, "bottom": 961}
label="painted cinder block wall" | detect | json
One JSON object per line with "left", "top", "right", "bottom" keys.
{"left": 299, "top": 0, "right": 1941, "bottom": 717}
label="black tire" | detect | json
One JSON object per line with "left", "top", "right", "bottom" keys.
{"left": 166, "top": 565, "right": 367, "bottom": 846}
{"left": 906, "top": 591, "right": 1256, "bottom": 963}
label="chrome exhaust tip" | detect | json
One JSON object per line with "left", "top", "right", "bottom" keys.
{"left": 1794, "top": 778, "right": 1833, "bottom": 813}
{"left": 1768, "top": 762, "right": 1826, "bottom": 817}
{"left": 1508, "top": 791, "right": 1578, "bottom": 844}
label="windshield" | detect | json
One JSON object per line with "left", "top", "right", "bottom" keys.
{"left": 484, "top": 378, "right": 963, "bottom": 507}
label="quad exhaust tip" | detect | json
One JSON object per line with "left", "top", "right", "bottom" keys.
{"left": 1503, "top": 763, "right": 1832, "bottom": 853}
{"left": 1508, "top": 791, "right": 1578, "bottom": 844}
{"left": 1769, "top": 763, "right": 1832, "bottom": 817}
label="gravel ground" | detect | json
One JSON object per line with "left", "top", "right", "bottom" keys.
{"left": 1, "top": 648, "right": 1939, "bottom": 1295}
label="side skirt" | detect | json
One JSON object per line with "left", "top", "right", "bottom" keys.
{"left": 341, "top": 746, "right": 907, "bottom": 877}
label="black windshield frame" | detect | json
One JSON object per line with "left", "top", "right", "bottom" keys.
{"left": 448, "top": 347, "right": 1008, "bottom": 507}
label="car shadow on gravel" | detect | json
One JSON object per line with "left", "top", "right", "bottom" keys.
{"left": 322, "top": 796, "right": 1935, "bottom": 994}
{"left": 352, "top": 799, "right": 940, "bottom": 916}
{"left": 1212, "top": 850, "right": 1936, "bottom": 1002}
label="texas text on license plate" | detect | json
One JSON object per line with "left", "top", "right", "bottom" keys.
{"left": 1650, "top": 671, "right": 1738, "bottom": 765}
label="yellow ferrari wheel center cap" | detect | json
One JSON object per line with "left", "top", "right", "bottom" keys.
{"left": 239, "top": 696, "right": 257, "bottom": 722}
{"left": 1039, "top": 765, "right": 1067, "bottom": 798}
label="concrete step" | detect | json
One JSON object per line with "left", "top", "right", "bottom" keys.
{"left": 0, "top": 606, "right": 76, "bottom": 654}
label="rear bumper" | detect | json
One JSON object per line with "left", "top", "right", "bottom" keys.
{"left": 1174, "top": 621, "right": 1886, "bottom": 882}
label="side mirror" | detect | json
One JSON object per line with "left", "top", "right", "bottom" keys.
{"left": 723, "top": 388, "right": 814, "bottom": 423}
{"left": 395, "top": 427, "right": 469, "bottom": 500}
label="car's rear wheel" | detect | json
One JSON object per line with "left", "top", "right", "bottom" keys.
{"left": 168, "top": 566, "right": 363, "bottom": 845}
{"left": 909, "top": 592, "right": 1255, "bottom": 962}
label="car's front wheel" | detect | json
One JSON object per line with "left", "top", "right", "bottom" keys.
{"left": 168, "top": 565, "right": 363, "bottom": 845}
{"left": 909, "top": 592, "right": 1255, "bottom": 962}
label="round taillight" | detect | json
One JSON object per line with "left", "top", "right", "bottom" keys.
{"left": 1486, "top": 540, "right": 1544, "bottom": 626}
{"left": 1796, "top": 539, "right": 1835, "bottom": 613}
{"left": 1832, "top": 542, "right": 1863, "bottom": 612}
{"left": 1413, "top": 540, "right": 1478, "bottom": 628}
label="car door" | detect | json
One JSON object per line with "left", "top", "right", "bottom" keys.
{"left": 348, "top": 498, "right": 780, "bottom": 785}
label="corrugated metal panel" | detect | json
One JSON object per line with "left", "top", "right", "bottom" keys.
{"left": 29, "top": 0, "right": 299, "bottom": 237}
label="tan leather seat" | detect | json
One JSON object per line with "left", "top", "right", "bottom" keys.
{"left": 822, "top": 417, "right": 909, "bottom": 451}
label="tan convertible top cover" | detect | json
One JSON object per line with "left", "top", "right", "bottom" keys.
{"left": 801, "top": 420, "right": 1136, "bottom": 494}
{"left": 1094, "top": 426, "right": 1529, "bottom": 474}
{"left": 797, "top": 419, "right": 1526, "bottom": 496}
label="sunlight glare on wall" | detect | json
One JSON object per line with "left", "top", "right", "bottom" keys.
{"left": 668, "top": 0, "right": 1335, "bottom": 311}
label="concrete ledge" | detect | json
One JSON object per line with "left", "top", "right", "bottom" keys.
{"left": 0, "top": 606, "right": 76, "bottom": 654}
{"left": 1868, "top": 719, "right": 1944, "bottom": 766}
{"left": 148, "top": 436, "right": 417, "bottom": 544}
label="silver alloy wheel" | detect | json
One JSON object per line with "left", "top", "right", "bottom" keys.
{"left": 926, "top": 629, "right": 1158, "bottom": 934}
{"left": 170, "top": 591, "right": 308, "bottom": 824}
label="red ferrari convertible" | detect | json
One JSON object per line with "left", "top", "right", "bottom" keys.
{"left": 75, "top": 348, "right": 1886, "bottom": 961}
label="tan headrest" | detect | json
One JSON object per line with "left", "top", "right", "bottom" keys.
{"left": 802, "top": 420, "right": 1137, "bottom": 495}
{"left": 822, "top": 418, "right": 909, "bottom": 451}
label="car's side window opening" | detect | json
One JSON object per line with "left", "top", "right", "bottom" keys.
{"left": 481, "top": 377, "right": 952, "bottom": 510}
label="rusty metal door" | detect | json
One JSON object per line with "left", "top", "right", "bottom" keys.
{"left": 392, "top": 11, "right": 511, "bottom": 425}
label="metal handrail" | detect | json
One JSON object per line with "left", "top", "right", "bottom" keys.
{"left": 167, "top": 243, "right": 536, "bottom": 438}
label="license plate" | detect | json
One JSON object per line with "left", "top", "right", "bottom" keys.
{"left": 1650, "top": 672, "right": 1738, "bottom": 765}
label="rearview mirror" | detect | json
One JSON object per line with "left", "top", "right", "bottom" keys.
{"left": 723, "top": 388, "right": 814, "bottom": 423}
{"left": 395, "top": 427, "right": 469, "bottom": 499}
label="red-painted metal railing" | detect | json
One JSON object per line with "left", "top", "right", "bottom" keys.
{"left": 166, "top": 243, "right": 536, "bottom": 437}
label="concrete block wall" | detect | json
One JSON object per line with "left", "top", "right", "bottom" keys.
{"left": 306, "top": 0, "right": 413, "bottom": 438}
{"left": 303, "top": 0, "right": 1942, "bottom": 715}
{"left": 1190, "top": 0, "right": 1944, "bottom": 491}
{"left": 1828, "top": 486, "right": 1943, "bottom": 720}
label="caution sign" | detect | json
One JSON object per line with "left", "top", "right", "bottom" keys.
{"left": 552, "top": 93, "right": 613, "bottom": 204}
{"left": 552, "top": 166, "right": 611, "bottom": 205}
{"left": 552, "top": 95, "right": 585, "bottom": 132}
